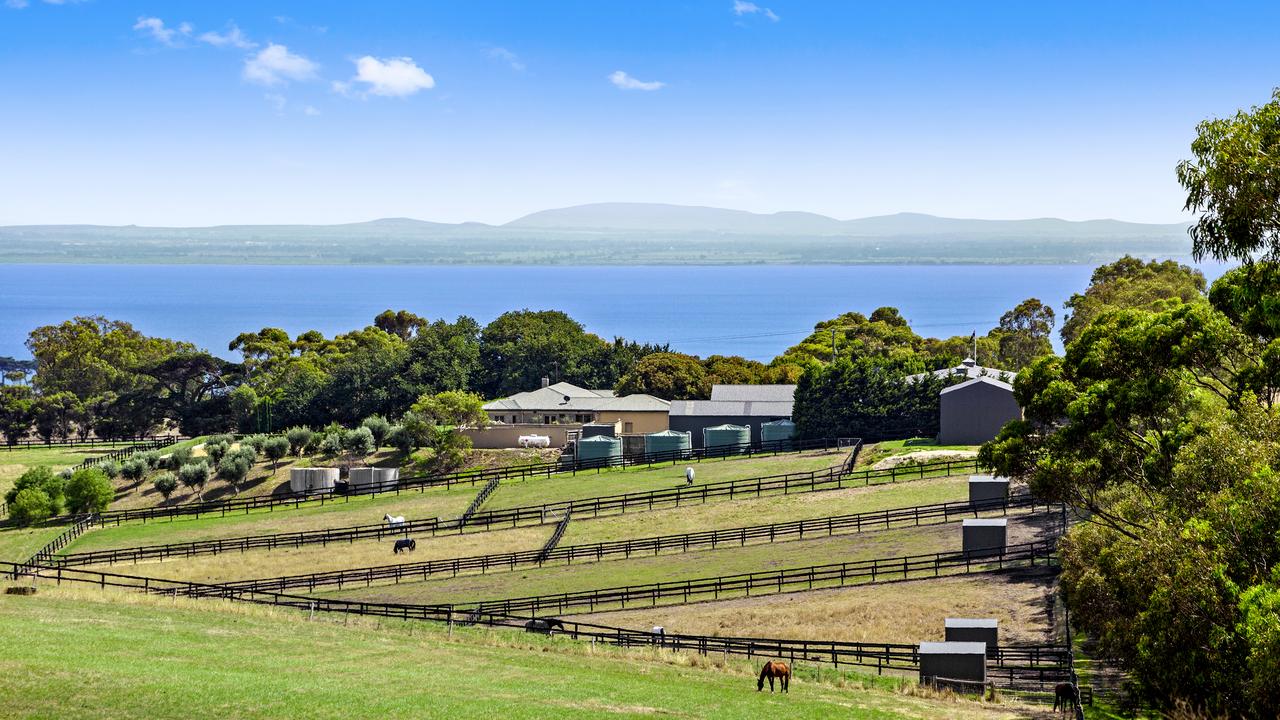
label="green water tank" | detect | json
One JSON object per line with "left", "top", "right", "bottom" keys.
{"left": 577, "top": 435, "right": 622, "bottom": 466}
{"left": 644, "top": 430, "right": 692, "bottom": 458}
{"left": 702, "top": 423, "right": 751, "bottom": 451}
{"left": 760, "top": 419, "right": 796, "bottom": 445}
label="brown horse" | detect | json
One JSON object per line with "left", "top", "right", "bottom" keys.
{"left": 757, "top": 661, "right": 790, "bottom": 693}
{"left": 1053, "top": 682, "right": 1080, "bottom": 715}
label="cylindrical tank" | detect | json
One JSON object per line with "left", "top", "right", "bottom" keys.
{"left": 644, "top": 430, "right": 692, "bottom": 459}
{"left": 702, "top": 424, "right": 751, "bottom": 452}
{"left": 581, "top": 422, "right": 618, "bottom": 438}
{"left": 350, "top": 467, "right": 399, "bottom": 490}
{"left": 577, "top": 435, "right": 622, "bottom": 467}
{"left": 288, "top": 468, "right": 310, "bottom": 493}
{"left": 307, "top": 467, "right": 339, "bottom": 493}
{"left": 760, "top": 419, "right": 796, "bottom": 445}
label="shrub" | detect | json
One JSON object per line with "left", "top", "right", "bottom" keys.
{"left": 119, "top": 457, "right": 148, "bottom": 482}
{"left": 342, "top": 427, "right": 376, "bottom": 459}
{"left": 386, "top": 424, "right": 413, "bottom": 454}
{"left": 318, "top": 432, "right": 343, "bottom": 457}
{"left": 241, "top": 434, "right": 268, "bottom": 453}
{"left": 65, "top": 468, "right": 113, "bottom": 514}
{"left": 99, "top": 460, "right": 121, "bottom": 479}
{"left": 263, "top": 436, "right": 290, "bottom": 469}
{"left": 286, "top": 426, "right": 313, "bottom": 456}
{"left": 152, "top": 471, "right": 178, "bottom": 502}
{"left": 9, "top": 487, "right": 55, "bottom": 526}
{"left": 136, "top": 450, "right": 161, "bottom": 470}
{"left": 232, "top": 445, "right": 258, "bottom": 466}
{"left": 216, "top": 452, "right": 252, "bottom": 494}
{"left": 168, "top": 446, "right": 193, "bottom": 469}
{"left": 177, "top": 462, "right": 209, "bottom": 501}
{"left": 206, "top": 433, "right": 235, "bottom": 446}
{"left": 361, "top": 415, "right": 391, "bottom": 447}
{"left": 203, "top": 440, "right": 230, "bottom": 464}
{"left": 5, "top": 466, "right": 66, "bottom": 516}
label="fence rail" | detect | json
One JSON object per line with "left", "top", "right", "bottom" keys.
{"left": 69, "top": 437, "right": 850, "bottom": 526}
{"left": 0, "top": 556, "right": 1072, "bottom": 693}
{"left": 446, "top": 540, "right": 1059, "bottom": 616}
{"left": 24, "top": 514, "right": 98, "bottom": 567}
{"left": 204, "top": 495, "right": 1052, "bottom": 595}
{"left": 2, "top": 434, "right": 187, "bottom": 452}
{"left": 75, "top": 438, "right": 184, "bottom": 470}
{"left": 56, "top": 457, "right": 984, "bottom": 567}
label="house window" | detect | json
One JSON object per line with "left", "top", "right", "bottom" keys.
{"left": 623, "top": 422, "right": 633, "bottom": 433}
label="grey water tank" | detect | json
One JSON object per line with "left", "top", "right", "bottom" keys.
{"left": 644, "top": 430, "right": 692, "bottom": 458}
{"left": 577, "top": 435, "right": 622, "bottom": 466}
{"left": 288, "top": 468, "right": 310, "bottom": 493}
{"left": 581, "top": 422, "right": 619, "bottom": 439}
{"left": 350, "top": 467, "right": 399, "bottom": 490}
{"left": 968, "top": 475, "right": 1010, "bottom": 505}
{"left": 702, "top": 424, "right": 751, "bottom": 451}
{"left": 307, "top": 467, "right": 339, "bottom": 493}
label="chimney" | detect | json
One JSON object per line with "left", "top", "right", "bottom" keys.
{"left": 541, "top": 376, "right": 550, "bottom": 388}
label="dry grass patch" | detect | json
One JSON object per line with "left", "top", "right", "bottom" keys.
{"left": 569, "top": 570, "right": 1059, "bottom": 645}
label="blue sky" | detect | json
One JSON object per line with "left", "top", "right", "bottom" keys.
{"left": 1, "top": 1, "right": 1277, "bottom": 226}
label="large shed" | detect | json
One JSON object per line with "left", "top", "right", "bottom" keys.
{"left": 938, "top": 376, "right": 1021, "bottom": 445}
{"left": 668, "top": 384, "right": 797, "bottom": 449}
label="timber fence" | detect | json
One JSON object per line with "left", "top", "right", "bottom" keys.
{"left": 0, "top": 559, "right": 1070, "bottom": 691}
{"left": 54, "top": 457, "right": 985, "bottom": 567}
{"left": 67, "top": 437, "right": 851, "bottom": 526}
{"left": 23, "top": 514, "right": 98, "bottom": 568}
{"left": 535, "top": 510, "right": 572, "bottom": 564}
{"left": 459, "top": 478, "right": 500, "bottom": 522}
{"left": 440, "top": 540, "right": 1059, "bottom": 616}
{"left": 200, "top": 496, "right": 1053, "bottom": 595}
{"left": 3, "top": 434, "right": 187, "bottom": 452}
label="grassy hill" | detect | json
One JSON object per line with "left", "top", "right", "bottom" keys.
{"left": 0, "top": 587, "right": 1039, "bottom": 720}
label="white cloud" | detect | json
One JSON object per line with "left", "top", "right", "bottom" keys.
{"left": 488, "top": 47, "right": 525, "bottom": 72}
{"left": 609, "top": 70, "right": 665, "bottom": 91}
{"left": 342, "top": 56, "right": 435, "bottom": 97}
{"left": 243, "top": 43, "right": 319, "bottom": 86}
{"left": 5, "top": 0, "right": 30, "bottom": 10}
{"left": 303, "top": 105, "right": 321, "bottom": 116}
{"left": 733, "top": 1, "right": 779, "bottom": 21}
{"left": 133, "top": 17, "right": 188, "bottom": 46}
{"left": 199, "top": 24, "right": 255, "bottom": 50}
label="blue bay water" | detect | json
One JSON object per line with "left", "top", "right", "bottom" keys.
{"left": 0, "top": 263, "right": 1229, "bottom": 362}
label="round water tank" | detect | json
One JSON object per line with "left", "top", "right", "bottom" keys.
{"left": 644, "top": 430, "right": 692, "bottom": 459}
{"left": 288, "top": 468, "right": 310, "bottom": 494}
{"left": 760, "top": 419, "right": 796, "bottom": 445}
{"left": 703, "top": 424, "right": 751, "bottom": 452}
{"left": 577, "top": 435, "right": 623, "bottom": 467}
{"left": 307, "top": 467, "right": 339, "bottom": 493}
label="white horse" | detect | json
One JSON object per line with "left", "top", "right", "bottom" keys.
{"left": 384, "top": 514, "right": 405, "bottom": 528}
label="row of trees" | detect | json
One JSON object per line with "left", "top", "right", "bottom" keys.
{"left": 1, "top": 292, "right": 1062, "bottom": 444}
{"left": 981, "top": 88, "right": 1280, "bottom": 715}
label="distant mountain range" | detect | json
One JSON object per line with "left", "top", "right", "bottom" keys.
{"left": 0, "top": 203, "right": 1193, "bottom": 265}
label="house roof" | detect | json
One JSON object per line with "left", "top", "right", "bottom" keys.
{"left": 709, "top": 384, "right": 798, "bottom": 403}
{"left": 483, "top": 381, "right": 664, "bottom": 413}
{"left": 668, "top": 400, "right": 794, "bottom": 418}
{"left": 939, "top": 376, "right": 1014, "bottom": 395}
{"left": 906, "top": 358, "right": 1016, "bottom": 385}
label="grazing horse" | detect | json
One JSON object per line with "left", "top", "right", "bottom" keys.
{"left": 524, "top": 618, "right": 565, "bottom": 635}
{"left": 684, "top": 467, "right": 695, "bottom": 485}
{"left": 384, "top": 514, "right": 405, "bottom": 528}
{"left": 757, "top": 661, "right": 790, "bottom": 693}
{"left": 1053, "top": 682, "right": 1080, "bottom": 715}
{"left": 393, "top": 538, "right": 416, "bottom": 554}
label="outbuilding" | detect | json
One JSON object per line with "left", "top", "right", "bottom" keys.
{"left": 938, "top": 376, "right": 1021, "bottom": 445}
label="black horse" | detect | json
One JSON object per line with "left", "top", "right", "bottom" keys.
{"left": 393, "top": 538, "right": 416, "bottom": 554}
{"left": 1053, "top": 682, "right": 1081, "bottom": 716}
{"left": 524, "top": 618, "right": 566, "bottom": 635}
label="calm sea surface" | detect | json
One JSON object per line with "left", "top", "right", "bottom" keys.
{"left": 0, "top": 263, "right": 1230, "bottom": 361}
